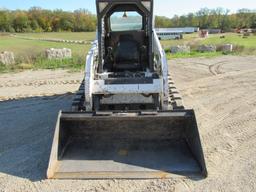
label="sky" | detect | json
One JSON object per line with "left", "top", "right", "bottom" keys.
{"left": 0, "top": 0, "right": 255, "bottom": 18}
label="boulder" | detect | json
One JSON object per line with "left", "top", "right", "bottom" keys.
{"left": 0, "top": 51, "right": 15, "bottom": 65}
{"left": 198, "top": 45, "right": 216, "bottom": 52}
{"left": 221, "top": 44, "right": 233, "bottom": 53}
{"left": 170, "top": 45, "right": 190, "bottom": 54}
{"left": 45, "top": 48, "right": 72, "bottom": 59}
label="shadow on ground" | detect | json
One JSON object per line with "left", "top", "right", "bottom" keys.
{"left": 0, "top": 93, "right": 73, "bottom": 181}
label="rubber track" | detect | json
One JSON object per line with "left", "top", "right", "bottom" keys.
{"left": 168, "top": 74, "right": 185, "bottom": 110}
{"left": 71, "top": 79, "right": 85, "bottom": 112}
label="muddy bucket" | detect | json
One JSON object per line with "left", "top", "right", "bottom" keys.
{"left": 47, "top": 110, "right": 207, "bottom": 179}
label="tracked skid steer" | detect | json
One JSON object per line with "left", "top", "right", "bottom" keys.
{"left": 47, "top": 0, "right": 207, "bottom": 179}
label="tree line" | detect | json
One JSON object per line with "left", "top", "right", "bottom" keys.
{"left": 0, "top": 7, "right": 255, "bottom": 33}
{"left": 155, "top": 8, "right": 256, "bottom": 31}
{"left": 0, "top": 7, "right": 96, "bottom": 32}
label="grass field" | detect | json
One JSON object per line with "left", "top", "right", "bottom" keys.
{"left": 0, "top": 34, "right": 92, "bottom": 58}
{"left": 0, "top": 33, "right": 93, "bottom": 72}
{"left": 161, "top": 33, "right": 256, "bottom": 48}
{"left": 202, "top": 33, "right": 256, "bottom": 48}
{"left": 160, "top": 33, "right": 199, "bottom": 48}
{"left": 161, "top": 32, "right": 256, "bottom": 58}
{"left": 16, "top": 32, "right": 96, "bottom": 41}
{"left": 0, "top": 32, "right": 256, "bottom": 73}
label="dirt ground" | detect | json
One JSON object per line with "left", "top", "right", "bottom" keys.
{"left": 0, "top": 55, "right": 256, "bottom": 192}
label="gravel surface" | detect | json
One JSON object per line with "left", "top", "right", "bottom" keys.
{"left": 0, "top": 56, "right": 256, "bottom": 191}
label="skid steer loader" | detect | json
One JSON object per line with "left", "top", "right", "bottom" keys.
{"left": 47, "top": 0, "right": 207, "bottom": 179}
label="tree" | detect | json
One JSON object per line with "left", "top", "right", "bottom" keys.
{"left": 13, "top": 11, "right": 30, "bottom": 32}
{"left": 237, "top": 9, "right": 252, "bottom": 28}
{"left": 73, "top": 9, "right": 96, "bottom": 31}
{"left": 250, "top": 14, "right": 256, "bottom": 28}
{"left": 155, "top": 16, "right": 172, "bottom": 28}
{"left": 196, "top": 8, "right": 211, "bottom": 29}
{"left": 0, "top": 10, "right": 12, "bottom": 32}
{"left": 0, "top": 7, "right": 255, "bottom": 33}
{"left": 60, "top": 18, "right": 74, "bottom": 31}
{"left": 186, "top": 13, "right": 198, "bottom": 27}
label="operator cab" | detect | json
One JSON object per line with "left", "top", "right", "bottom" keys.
{"left": 96, "top": 0, "right": 153, "bottom": 73}
{"left": 104, "top": 9, "right": 147, "bottom": 72}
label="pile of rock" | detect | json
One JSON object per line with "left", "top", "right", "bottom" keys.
{"left": 43, "top": 39, "right": 86, "bottom": 44}
{"left": 169, "top": 43, "right": 234, "bottom": 55}
{"left": 45, "top": 48, "right": 72, "bottom": 59}
{"left": 170, "top": 45, "right": 190, "bottom": 54}
{"left": 62, "top": 40, "right": 86, "bottom": 44}
{"left": 11, "top": 34, "right": 88, "bottom": 45}
{"left": 198, "top": 45, "right": 216, "bottom": 52}
{"left": 220, "top": 44, "right": 233, "bottom": 53}
{"left": 0, "top": 51, "right": 15, "bottom": 65}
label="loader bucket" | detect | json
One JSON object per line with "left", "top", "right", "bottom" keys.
{"left": 47, "top": 110, "right": 207, "bottom": 179}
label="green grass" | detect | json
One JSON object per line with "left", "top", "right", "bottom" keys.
{"left": 33, "top": 57, "right": 85, "bottom": 70}
{"left": 0, "top": 33, "right": 92, "bottom": 73}
{"left": 162, "top": 32, "right": 256, "bottom": 58}
{"left": 16, "top": 32, "right": 96, "bottom": 41}
{"left": 160, "top": 33, "right": 256, "bottom": 49}
{"left": 201, "top": 33, "right": 256, "bottom": 48}
{"left": 0, "top": 36, "right": 91, "bottom": 58}
{"left": 0, "top": 63, "right": 8, "bottom": 73}
{"left": 0, "top": 57, "right": 85, "bottom": 73}
{"left": 166, "top": 51, "right": 224, "bottom": 59}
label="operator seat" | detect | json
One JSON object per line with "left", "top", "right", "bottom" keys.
{"left": 113, "top": 34, "right": 141, "bottom": 71}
